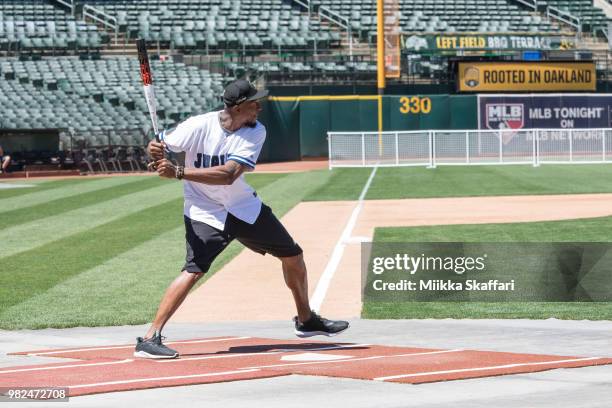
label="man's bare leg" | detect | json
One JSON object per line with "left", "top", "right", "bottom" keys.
{"left": 144, "top": 271, "right": 204, "bottom": 339}
{"left": 280, "top": 253, "right": 312, "bottom": 323}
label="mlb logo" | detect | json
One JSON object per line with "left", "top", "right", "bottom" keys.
{"left": 485, "top": 104, "right": 525, "bottom": 130}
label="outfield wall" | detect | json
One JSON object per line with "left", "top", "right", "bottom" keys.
{"left": 259, "top": 95, "right": 478, "bottom": 161}
{"left": 258, "top": 94, "right": 612, "bottom": 162}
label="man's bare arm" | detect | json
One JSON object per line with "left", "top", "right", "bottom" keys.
{"left": 156, "top": 159, "right": 247, "bottom": 185}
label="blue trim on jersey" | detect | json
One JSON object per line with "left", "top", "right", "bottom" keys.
{"left": 158, "top": 130, "right": 172, "bottom": 154}
{"left": 228, "top": 156, "right": 255, "bottom": 169}
{"left": 228, "top": 155, "right": 255, "bottom": 166}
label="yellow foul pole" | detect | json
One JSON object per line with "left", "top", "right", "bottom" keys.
{"left": 376, "top": 0, "right": 385, "bottom": 155}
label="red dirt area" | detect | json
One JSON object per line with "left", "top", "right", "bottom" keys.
{"left": 5, "top": 337, "right": 611, "bottom": 397}
{"left": 0, "top": 159, "right": 327, "bottom": 180}
{"left": 255, "top": 158, "right": 328, "bottom": 173}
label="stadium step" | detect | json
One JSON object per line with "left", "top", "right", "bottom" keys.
{"left": 594, "top": 0, "right": 612, "bottom": 19}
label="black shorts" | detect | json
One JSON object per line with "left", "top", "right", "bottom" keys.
{"left": 183, "top": 203, "right": 303, "bottom": 273}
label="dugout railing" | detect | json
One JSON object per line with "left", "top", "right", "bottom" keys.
{"left": 328, "top": 128, "right": 612, "bottom": 169}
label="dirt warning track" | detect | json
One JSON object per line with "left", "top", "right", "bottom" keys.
{"left": 4, "top": 337, "right": 611, "bottom": 397}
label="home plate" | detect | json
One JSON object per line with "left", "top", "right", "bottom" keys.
{"left": 281, "top": 353, "right": 352, "bottom": 362}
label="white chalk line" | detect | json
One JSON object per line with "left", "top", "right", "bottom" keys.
{"left": 63, "top": 369, "right": 262, "bottom": 390}
{"left": 0, "top": 359, "right": 134, "bottom": 374}
{"left": 373, "top": 356, "right": 604, "bottom": 381}
{"left": 12, "top": 349, "right": 598, "bottom": 391}
{"left": 241, "top": 348, "right": 464, "bottom": 370}
{"left": 310, "top": 166, "right": 378, "bottom": 311}
{"left": 23, "top": 336, "right": 251, "bottom": 356}
{"left": 56, "top": 349, "right": 463, "bottom": 390}
{"left": 155, "top": 343, "right": 372, "bottom": 363}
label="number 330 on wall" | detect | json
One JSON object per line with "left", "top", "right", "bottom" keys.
{"left": 399, "top": 96, "right": 432, "bottom": 114}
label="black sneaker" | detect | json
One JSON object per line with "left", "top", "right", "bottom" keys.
{"left": 134, "top": 332, "right": 178, "bottom": 359}
{"left": 294, "top": 311, "right": 349, "bottom": 338}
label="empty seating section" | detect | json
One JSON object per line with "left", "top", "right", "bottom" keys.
{"left": 0, "top": 0, "right": 105, "bottom": 52}
{"left": 83, "top": 0, "right": 339, "bottom": 51}
{"left": 0, "top": 57, "right": 224, "bottom": 145}
{"left": 539, "top": 1, "right": 609, "bottom": 32}
{"left": 227, "top": 60, "right": 377, "bottom": 82}
{"left": 315, "top": 0, "right": 558, "bottom": 37}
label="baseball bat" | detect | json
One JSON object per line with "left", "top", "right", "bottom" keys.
{"left": 136, "top": 39, "right": 160, "bottom": 142}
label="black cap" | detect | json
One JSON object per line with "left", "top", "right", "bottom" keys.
{"left": 223, "top": 79, "right": 269, "bottom": 107}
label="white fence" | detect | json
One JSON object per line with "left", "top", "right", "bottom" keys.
{"left": 328, "top": 129, "right": 612, "bottom": 168}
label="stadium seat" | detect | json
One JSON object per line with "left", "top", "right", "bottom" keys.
{"left": 79, "top": 0, "right": 341, "bottom": 52}
{"left": 0, "top": 0, "right": 102, "bottom": 52}
{"left": 0, "top": 56, "right": 224, "bottom": 145}
{"left": 315, "top": 0, "right": 565, "bottom": 38}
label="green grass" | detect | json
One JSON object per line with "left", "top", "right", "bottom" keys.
{"left": 0, "top": 177, "right": 166, "bottom": 229}
{"left": 305, "top": 168, "right": 372, "bottom": 201}
{"left": 363, "top": 302, "right": 612, "bottom": 320}
{"left": 0, "top": 178, "right": 94, "bottom": 199}
{"left": 305, "top": 165, "right": 612, "bottom": 201}
{"left": 0, "top": 176, "right": 154, "bottom": 213}
{"left": 375, "top": 216, "right": 612, "bottom": 242}
{"left": 0, "top": 171, "right": 332, "bottom": 329}
{"left": 363, "top": 218, "right": 612, "bottom": 320}
{"left": 4, "top": 163, "right": 612, "bottom": 329}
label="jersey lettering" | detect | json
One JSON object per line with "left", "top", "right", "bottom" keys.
{"left": 193, "top": 153, "right": 227, "bottom": 168}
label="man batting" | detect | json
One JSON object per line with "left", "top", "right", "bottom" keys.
{"left": 135, "top": 79, "right": 349, "bottom": 359}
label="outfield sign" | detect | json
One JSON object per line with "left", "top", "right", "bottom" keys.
{"left": 458, "top": 62, "right": 596, "bottom": 92}
{"left": 478, "top": 94, "right": 612, "bottom": 129}
{"left": 403, "top": 34, "right": 575, "bottom": 51}
{"left": 362, "top": 242, "right": 612, "bottom": 302}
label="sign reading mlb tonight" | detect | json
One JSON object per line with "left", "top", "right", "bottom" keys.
{"left": 478, "top": 95, "right": 612, "bottom": 130}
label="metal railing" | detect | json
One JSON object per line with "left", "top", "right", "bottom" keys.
{"left": 51, "top": 0, "right": 75, "bottom": 16}
{"left": 291, "top": 0, "right": 313, "bottom": 19}
{"left": 508, "top": 0, "right": 537, "bottom": 11}
{"left": 318, "top": 6, "right": 353, "bottom": 59}
{"left": 83, "top": 5, "right": 118, "bottom": 44}
{"left": 547, "top": 6, "right": 582, "bottom": 34}
{"left": 328, "top": 128, "right": 612, "bottom": 169}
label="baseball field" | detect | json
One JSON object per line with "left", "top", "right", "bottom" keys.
{"left": 2, "top": 163, "right": 612, "bottom": 330}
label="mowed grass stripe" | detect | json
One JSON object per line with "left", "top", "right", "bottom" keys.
{"left": 0, "top": 197, "right": 184, "bottom": 313}
{"left": 373, "top": 215, "right": 612, "bottom": 242}
{"left": 0, "top": 180, "right": 183, "bottom": 259}
{"left": 256, "top": 169, "right": 334, "bottom": 215}
{"left": 0, "top": 173, "right": 286, "bottom": 324}
{"left": 362, "top": 302, "right": 612, "bottom": 320}
{"left": 367, "top": 164, "right": 612, "bottom": 199}
{"left": 0, "top": 177, "right": 165, "bottom": 229}
{"left": 362, "top": 218, "right": 612, "bottom": 320}
{"left": 0, "top": 178, "right": 94, "bottom": 199}
{"left": 0, "top": 224, "right": 187, "bottom": 328}
{"left": 0, "top": 176, "right": 154, "bottom": 213}
{"left": 304, "top": 168, "right": 372, "bottom": 201}
{"left": 0, "top": 171, "right": 331, "bottom": 328}
{"left": 305, "top": 165, "right": 612, "bottom": 201}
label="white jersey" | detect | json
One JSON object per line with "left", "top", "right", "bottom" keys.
{"left": 160, "top": 110, "right": 265, "bottom": 230}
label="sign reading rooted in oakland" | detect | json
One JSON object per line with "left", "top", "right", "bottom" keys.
{"left": 458, "top": 62, "right": 596, "bottom": 92}
{"left": 361, "top": 243, "right": 612, "bottom": 302}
